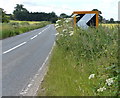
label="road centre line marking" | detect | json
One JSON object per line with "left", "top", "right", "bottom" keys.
{"left": 3, "top": 25, "right": 51, "bottom": 54}
{"left": 38, "top": 32, "right": 41, "bottom": 35}
{"left": 41, "top": 29, "right": 45, "bottom": 33}
{"left": 3, "top": 42, "right": 27, "bottom": 54}
{"left": 41, "top": 26, "right": 50, "bottom": 33}
{"left": 30, "top": 35, "right": 38, "bottom": 40}
{"left": 31, "top": 26, "right": 50, "bottom": 38}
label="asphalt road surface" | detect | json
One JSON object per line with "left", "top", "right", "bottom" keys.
{"left": 2, "top": 24, "right": 56, "bottom": 96}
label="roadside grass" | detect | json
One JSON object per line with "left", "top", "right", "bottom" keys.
{"left": 38, "top": 19, "right": 119, "bottom": 96}
{"left": 1, "top": 21, "right": 50, "bottom": 39}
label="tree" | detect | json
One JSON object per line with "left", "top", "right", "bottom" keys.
{"left": 13, "top": 4, "right": 58, "bottom": 22}
{"left": 92, "top": 9, "right": 103, "bottom": 23}
{"left": 92, "top": 9, "right": 102, "bottom": 14}
{"left": 109, "top": 18, "right": 114, "bottom": 23}
{"left": 0, "top": 8, "right": 9, "bottom": 23}
{"left": 60, "top": 13, "right": 69, "bottom": 18}
{"left": 13, "top": 4, "right": 29, "bottom": 21}
{"left": 10, "top": 14, "right": 15, "bottom": 20}
{"left": 49, "top": 12, "right": 58, "bottom": 23}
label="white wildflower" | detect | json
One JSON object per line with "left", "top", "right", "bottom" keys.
{"left": 65, "top": 20, "right": 69, "bottom": 23}
{"left": 70, "top": 32, "right": 74, "bottom": 36}
{"left": 69, "top": 31, "right": 74, "bottom": 36}
{"left": 55, "top": 26, "right": 60, "bottom": 29}
{"left": 105, "top": 50, "right": 107, "bottom": 52}
{"left": 97, "top": 86, "right": 106, "bottom": 92}
{"left": 69, "top": 31, "right": 74, "bottom": 33}
{"left": 63, "top": 29, "right": 67, "bottom": 32}
{"left": 65, "top": 18, "right": 72, "bottom": 22}
{"left": 55, "top": 33, "right": 59, "bottom": 36}
{"left": 56, "top": 20, "right": 61, "bottom": 23}
{"left": 103, "top": 86, "right": 106, "bottom": 90}
{"left": 88, "top": 74, "right": 95, "bottom": 79}
{"left": 55, "top": 24, "right": 59, "bottom": 27}
{"left": 60, "top": 34, "right": 64, "bottom": 36}
{"left": 106, "top": 78, "right": 114, "bottom": 86}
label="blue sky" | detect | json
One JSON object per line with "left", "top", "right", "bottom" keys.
{"left": 1, "top": 0, "right": 119, "bottom": 21}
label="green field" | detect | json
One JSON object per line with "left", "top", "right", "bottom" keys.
{"left": 1, "top": 21, "right": 50, "bottom": 39}
{"left": 38, "top": 19, "right": 119, "bottom": 96}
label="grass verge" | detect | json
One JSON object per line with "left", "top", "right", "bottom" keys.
{"left": 1, "top": 21, "right": 50, "bottom": 39}
{"left": 38, "top": 19, "right": 119, "bottom": 96}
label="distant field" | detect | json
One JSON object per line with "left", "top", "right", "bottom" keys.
{"left": 101, "top": 23, "right": 119, "bottom": 28}
{"left": 10, "top": 20, "right": 44, "bottom": 24}
{"left": 1, "top": 21, "right": 50, "bottom": 39}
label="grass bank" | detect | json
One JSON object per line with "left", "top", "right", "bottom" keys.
{"left": 1, "top": 21, "right": 50, "bottom": 39}
{"left": 38, "top": 19, "right": 119, "bottom": 96}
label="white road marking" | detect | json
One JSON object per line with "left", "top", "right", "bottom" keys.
{"left": 3, "top": 42, "right": 27, "bottom": 54}
{"left": 41, "top": 30, "right": 45, "bottom": 32}
{"left": 38, "top": 32, "right": 41, "bottom": 35}
{"left": 40, "top": 26, "right": 50, "bottom": 33}
{"left": 30, "top": 35, "right": 38, "bottom": 40}
{"left": 3, "top": 25, "right": 51, "bottom": 55}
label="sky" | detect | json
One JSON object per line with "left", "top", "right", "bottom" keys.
{"left": 1, "top": 0, "right": 119, "bottom": 21}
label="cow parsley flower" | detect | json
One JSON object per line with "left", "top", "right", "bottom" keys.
{"left": 64, "top": 18, "right": 72, "bottom": 22}
{"left": 55, "top": 24, "right": 59, "bottom": 27}
{"left": 97, "top": 86, "right": 106, "bottom": 92}
{"left": 55, "top": 26, "right": 60, "bottom": 29}
{"left": 88, "top": 74, "right": 95, "bottom": 79}
{"left": 69, "top": 31, "right": 74, "bottom": 36}
{"left": 106, "top": 78, "right": 114, "bottom": 86}
{"left": 60, "top": 34, "right": 64, "bottom": 36}
{"left": 55, "top": 33, "right": 59, "bottom": 36}
{"left": 63, "top": 29, "right": 67, "bottom": 32}
{"left": 56, "top": 20, "right": 61, "bottom": 23}
{"left": 65, "top": 20, "right": 69, "bottom": 23}
{"left": 70, "top": 33, "right": 73, "bottom": 36}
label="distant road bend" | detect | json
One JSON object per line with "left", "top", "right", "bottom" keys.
{"left": 2, "top": 24, "right": 56, "bottom": 96}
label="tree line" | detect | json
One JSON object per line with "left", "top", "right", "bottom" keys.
{"left": 1, "top": 4, "right": 58, "bottom": 23}
{"left": 0, "top": 4, "right": 119, "bottom": 23}
{"left": 13, "top": 4, "right": 58, "bottom": 23}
